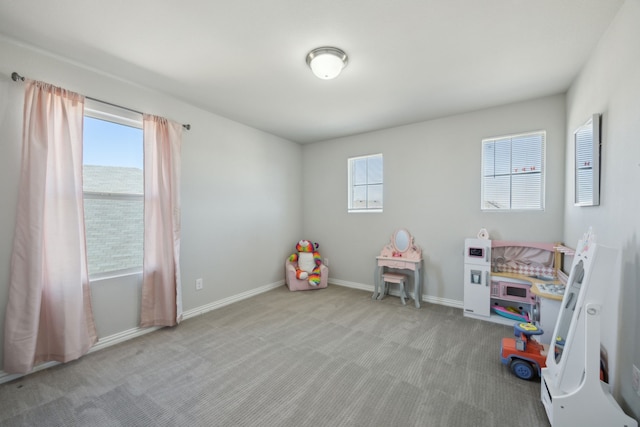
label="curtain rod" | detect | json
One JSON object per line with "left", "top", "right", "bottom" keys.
{"left": 11, "top": 72, "right": 191, "bottom": 130}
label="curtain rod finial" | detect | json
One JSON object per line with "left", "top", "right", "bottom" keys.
{"left": 11, "top": 72, "right": 25, "bottom": 82}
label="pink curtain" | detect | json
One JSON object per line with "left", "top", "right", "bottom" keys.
{"left": 3, "top": 80, "right": 98, "bottom": 374}
{"left": 140, "top": 114, "right": 182, "bottom": 327}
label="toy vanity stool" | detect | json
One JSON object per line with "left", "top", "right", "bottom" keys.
{"left": 376, "top": 272, "right": 408, "bottom": 305}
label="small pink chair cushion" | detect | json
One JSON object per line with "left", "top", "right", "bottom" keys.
{"left": 382, "top": 273, "right": 406, "bottom": 284}
{"left": 285, "top": 259, "right": 328, "bottom": 291}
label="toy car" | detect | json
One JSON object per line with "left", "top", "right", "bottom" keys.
{"left": 500, "top": 322, "right": 548, "bottom": 380}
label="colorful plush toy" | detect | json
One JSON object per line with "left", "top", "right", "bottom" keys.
{"left": 288, "top": 240, "right": 322, "bottom": 286}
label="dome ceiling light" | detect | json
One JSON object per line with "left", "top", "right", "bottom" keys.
{"left": 306, "top": 47, "right": 348, "bottom": 80}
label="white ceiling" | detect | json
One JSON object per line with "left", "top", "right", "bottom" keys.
{"left": 0, "top": 0, "right": 624, "bottom": 143}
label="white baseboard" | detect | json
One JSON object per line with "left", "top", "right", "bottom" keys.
{"left": 181, "top": 280, "right": 284, "bottom": 320}
{"left": 330, "top": 279, "right": 463, "bottom": 309}
{"left": 329, "top": 278, "right": 373, "bottom": 292}
{"left": 0, "top": 280, "right": 285, "bottom": 385}
{"left": 423, "top": 295, "right": 463, "bottom": 309}
{"left": 0, "top": 361, "right": 59, "bottom": 385}
{"left": 91, "top": 326, "right": 163, "bottom": 353}
{"left": 0, "top": 278, "right": 462, "bottom": 384}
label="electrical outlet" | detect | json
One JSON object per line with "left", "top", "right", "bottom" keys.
{"left": 324, "top": 258, "right": 329, "bottom": 266}
{"left": 632, "top": 364, "right": 640, "bottom": 396}
{"left": 195, "top": 278, "right": 203, "bottom": 290}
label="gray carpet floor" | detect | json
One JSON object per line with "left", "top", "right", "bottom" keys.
{"left": 0, "top": 285, "right": 551, "bottom": 426}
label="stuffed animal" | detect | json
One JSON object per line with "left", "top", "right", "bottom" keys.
{"left": 288, "top": 240, "right": 322, "bottom": 286}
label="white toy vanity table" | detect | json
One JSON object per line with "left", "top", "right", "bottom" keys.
{"left": 373, "top": 229, "right": 422, "bottom": 308}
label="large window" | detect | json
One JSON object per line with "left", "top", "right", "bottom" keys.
{"left": 481, "top": 131, "right": 545, "bottom": 211}
{"left": 83, "top": 100, "right": 144, "bottom": 278}
{"left": 348, "top": 154, "right": 383, "bottom": 212}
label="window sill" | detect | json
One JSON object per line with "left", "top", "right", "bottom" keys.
{"left": 89, "top": 268, "right": 142, "bottom": 283}
{"left": 481, "top": 208, "right": 545, "bottom": 212}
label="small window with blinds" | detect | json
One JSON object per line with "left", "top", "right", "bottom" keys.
{"left": 481, "top": 131, "right": 545, "bottom": 211}
{"left": 574, "top": 114, "right": 600, "bottom": 206}
{"left": 348, "top": 153, "right": 383, "bottom": 212}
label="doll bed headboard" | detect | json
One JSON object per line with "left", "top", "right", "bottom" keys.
{"left": 491, "top": 240, "right": 557, "bottom": 277}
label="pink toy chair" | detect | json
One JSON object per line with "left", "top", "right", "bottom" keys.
{"left": 285, "top": 259, "right": 328, "bottom": 291}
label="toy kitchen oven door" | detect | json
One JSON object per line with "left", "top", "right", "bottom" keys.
{"left": 463, "top": 238, "right": 492, "bottom": 319}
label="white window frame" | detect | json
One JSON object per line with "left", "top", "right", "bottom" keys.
{"left": 83, "top": 99, "right": 144, "bottom": 280}
{"left": 348, "top": 153, "right": 383, "bottom": 213}
{"left": 574, "top": 114, "right": 600, "bottom": 206}
{"left": 481, "top": 131, "right": 545, "bottom": 211}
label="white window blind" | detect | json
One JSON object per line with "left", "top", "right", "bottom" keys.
{"left": 574, "top": 119, "right": 595, "bottom": 205}
{"left": 482, "top": 131, "right": 545, "bottom": 211}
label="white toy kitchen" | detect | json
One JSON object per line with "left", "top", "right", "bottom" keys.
{"left": 463, "top": 238, "right": 571, "bottom": 344}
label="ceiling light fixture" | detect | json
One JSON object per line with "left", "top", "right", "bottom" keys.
{"left": 306, "top": 47, "right": 348, "bottom": 80}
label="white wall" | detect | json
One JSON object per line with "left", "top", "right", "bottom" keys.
{"left": 564, "top": 0, "right": 640, "bottom": 418}
{"left": 302, "top": 94, "right": 566, "bottom": 304}
{"left": 0, "top": 37, "right": 303, "bottom": 368}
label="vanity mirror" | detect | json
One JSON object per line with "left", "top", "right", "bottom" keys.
{"left": 574, "top": 114, "right": 601, "bottom": 206}
{"left": 379, "top": 228, "right": 421, "bottom": 260}
{"left": 392, "top": 228, "right": 412, "bottom": 254}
